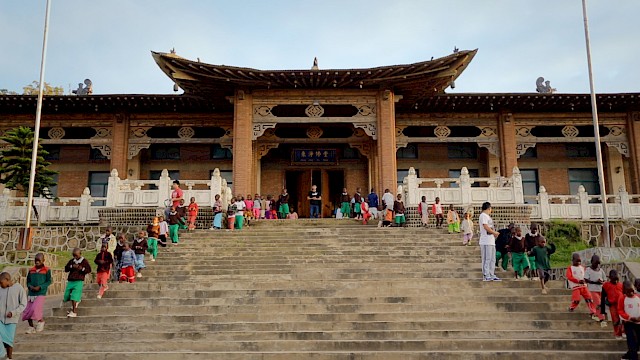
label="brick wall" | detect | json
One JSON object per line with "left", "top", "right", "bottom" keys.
{"left": 49, "top": 145, "right": 109, "bottom": 197}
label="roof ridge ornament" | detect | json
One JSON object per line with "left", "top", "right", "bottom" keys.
{"left": 536, "top": 77, "right": 556, "bottom": 94}
{"left": 311, "top": 57, "right": 319, "bottom": 70}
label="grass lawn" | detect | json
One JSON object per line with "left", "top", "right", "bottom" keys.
{"left": 546, "top": 220, "right": 593, "bottom": 268}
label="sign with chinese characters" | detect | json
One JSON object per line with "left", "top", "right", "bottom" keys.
{"left": 292, "top": 149, "right": 337, "bottom": 165}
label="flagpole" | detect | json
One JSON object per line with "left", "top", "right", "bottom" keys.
{"left": 23, "top": 0, "right": 52, "bottom": 246}
{"left": 581, "top": 0, "right": 611, "bottom": 247}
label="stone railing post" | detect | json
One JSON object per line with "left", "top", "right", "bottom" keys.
{"left": 158, "top": 169, "right": 171, "bottom": 208}
{"left": 511, "top": 166, "right": 524, "bottom": 204}
{"left": 78, "top": 187, "right": 91, "bottom": 222}
{"left": 223, "top": 180, "right": 232, "bottom": 211}
{"left": 210, "top": 168, "right": 222, "bottom": 205}
{"left": 539, "top": 186, "right": 551, "bottom": 220}
{"left": 106, "top": 169, "right": 120, "bottom": 207}
{"left": 404, "top": 167, "right": 419, "bottom": 205}
{"left": 619, "top": 186, "right": 631, "bottom": 220}
{"left": 578, "top": 185, "right": 590, "bottom": 220}
{"left": 459, "top": 167, "right": 471, "bottom": 205}
{"left": 0, "top": 189, "right": 9, "bottom": 224}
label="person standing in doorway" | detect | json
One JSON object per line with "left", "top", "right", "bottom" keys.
{"left": 479, "top": 202, "right": 501, "bottom": 282}
{"left": 308, "top": 185, "right": 321, "bottom": 218}
{"left": 367, "top": 188, "right": 379, "bottom": 220}
{"left": 340, "top": 188, "right": 351, "bottom": 219}
{"left": 278, "top": 189, "right": 290, "bottom": 219}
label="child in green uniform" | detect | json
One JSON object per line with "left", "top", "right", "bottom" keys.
{"left": 509, "top": 227, "right": 529, "bottom": 280}
{"left": 528, "top": 236, "right": 556, "bottom": 294}
{"left": 63, "top": 248, "right": 92, "bottom": 317}
{"left": 22, "top": 253, "right": 52, "bottom": 334}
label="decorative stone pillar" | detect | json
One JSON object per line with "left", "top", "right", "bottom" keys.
{"left": 376, "top": 90, "right": 397, "bottom": 193}
{"left": 105, "top": 169, "right": 120, "bottom": 208}
{"left": 111, "top": 113, "right": 130, "bottom": 180}
{"left": 78, "top": 187, "right": 91, "bottom": 222}
{"left": 498, "top": 113, "right": 517, "bottom": 177}
{"left": 232, "top": 90, "right": 254, "bottom": 196}
{"left": 538, "top": 186, "right": 550, "bottom": 220}
{"left": 626, "top": 112, "right": 640, "bottom": 193}
{"left": 606, "top": 145, "right": 626, "bottom": 195}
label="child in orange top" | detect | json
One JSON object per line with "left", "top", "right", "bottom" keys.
{"left": 187, "top": 197, "right": 199, "bottom": 231}
{"left": 566, "top": 253, "right": 600, "bottom": 321}
{"left": 618, "top": 280, "right": 640, "bottom": 360}
{"left": 603, "top": 269, "right": 625, "bottom": 339}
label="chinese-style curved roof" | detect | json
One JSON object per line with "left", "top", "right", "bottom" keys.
{"left": 151, "top": 50, "right": 477, "bottom": 109}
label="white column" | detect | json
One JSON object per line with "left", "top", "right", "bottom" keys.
{"left": 512, "top": 166, "right": 524, "bottom": 204}
{"left": 106, "top": 169, "right": 120, "bottom": 207}
{"left": 0, "top": 189, "right": 9, "bottom": 224}
{"left": 578, "top": 185, "right": 590, "bottom": 220}
{"left": 158, "top": 169, "right": 171, "bottom": 208}
{"left": 539, "top": 186, "right": 550, "bottom": 220}
{"left": 459, "top": 167, "right": 471, "bottom": 205}
{"left": 79, "top": 187, "right": 91, "bottom": 222}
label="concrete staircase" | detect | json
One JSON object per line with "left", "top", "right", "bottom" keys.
{"left": 15, "top": 221, "right": 623, "bottom": 359}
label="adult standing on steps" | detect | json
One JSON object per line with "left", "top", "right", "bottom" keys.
{"left": 381, "top": 189, "right": 395, "bottom": 224}
{"left": 308, "top": 185, "right": 322, "bottom": 218}
{"left": 479, "top": 202, "right": 501, "bottom": 282}
{"left": 367, "top": 188, "right": 379, "bottom": 220}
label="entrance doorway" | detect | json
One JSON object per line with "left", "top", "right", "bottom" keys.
{"left": 284, "top": 169, "right": 344, "bottom": 218}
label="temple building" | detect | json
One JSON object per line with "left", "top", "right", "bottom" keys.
{"left": 1, "top": 49, "right": 640, "bottom": 217}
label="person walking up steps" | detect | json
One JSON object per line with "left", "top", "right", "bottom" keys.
{"left": 0, "top": 272, "right": 26, "bottom": 360}
{"left": 94, "top": 244, "right": 113, "bottom": 299}
{"left": 479, "top": 202, "right": 501, "bottom": 282}
{"left": 63, "top": 248, "right": 91, "bottom": 318}
{"left": 22, "top": 253, "right": 51, "bottom": 334}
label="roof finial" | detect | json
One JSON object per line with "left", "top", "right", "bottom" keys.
{"left": 311, "top": 57, "right": 319, "bottom": 70}
{"left": 453, "top": 46, "right": 459, "bottom": 53}
{"left": 170, "top": 47, "right": 176, "bottom": 54}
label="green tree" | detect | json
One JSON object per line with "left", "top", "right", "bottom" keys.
{"left": 0, "top": 89, "right": 18, "bottom": 95}
{"left": 0, "top": 126, "right": 58, "bottom": 202}
{"left": 22, "top": 81, "right": 64, "bottom": 95}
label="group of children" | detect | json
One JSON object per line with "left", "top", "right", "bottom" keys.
{"left": 209, "top": 192, "right": 301, "bottom": 231}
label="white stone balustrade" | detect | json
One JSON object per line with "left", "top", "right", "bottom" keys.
{"left": 403, "top": 167, "right": 640, "bottom": 221}
{"left": 403, "top": 166, "right": 524, "bottom": 206}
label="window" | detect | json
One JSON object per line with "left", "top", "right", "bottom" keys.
{"left": 396, "top": 144, "right": 418, "bottom": 159}
{"left": 149, "top": 170, "right": 179, "bottom": 190}
{"left": 448, "top": 169, "right": 480, "bottom": 188}
{"left": 566, "top": 143, "right": 596, "bottom": 158}
{"left": 520, "top": 147, "right": 537, "bottom": 158}
{"left": 520, "top": 169, "right": 539, "bottom": 203}
{"left": 448, "top": 144, "right": 477, "bottom": 159}
{"left": 568, "top": 168, "right": 600, "bottom": 198}
{"left": 343, "top": 147, "right": 361, "bottom": 159}
{"left": 210, "top": 144, "right": 232, "bottom": 159}
{"left": 88, "top": 172, "right": 110, "bottom": 206}
{"left": 397, "top": 169, "right": 419, "bottom": 186}
{"left": 150, "top": 145, "right": 180, "bottom": 160}
{"left": 219, "top": 170, "right": 233, "bottom": 186}
{"left": 90, "top": 148, "right": 108, "bottom": 160}
{"left": 41, "top": 145, "right": 60, "bottom": 161}
{"left": 47, "top": 174, "right": 59, "bottom": 198}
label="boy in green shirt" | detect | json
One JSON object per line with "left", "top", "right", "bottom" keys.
{"left": 528, "top": 236, "right": 556, "bottom": 294}
{"left": 22, "top": 253, "right": 52, "bottom": 334}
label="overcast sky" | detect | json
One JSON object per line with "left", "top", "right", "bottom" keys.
{"left": 1, "top": 0, "right": 638, "bottom": 95}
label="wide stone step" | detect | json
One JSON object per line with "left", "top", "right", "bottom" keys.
{"left": 38, "top": 318, "right": 607, "bottom": 332}
{"left": 13, "top": 338, "right": 621, "bottom": 352}
{"left": 11, "top": 351, "right": 624, "bottom": 360}
{"left": 16, "top": 329, "right": 612, "bottom": 342}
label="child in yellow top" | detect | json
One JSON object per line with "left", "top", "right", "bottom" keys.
{"left": 446, "top": 205, "right": 460, "bottom": 233}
